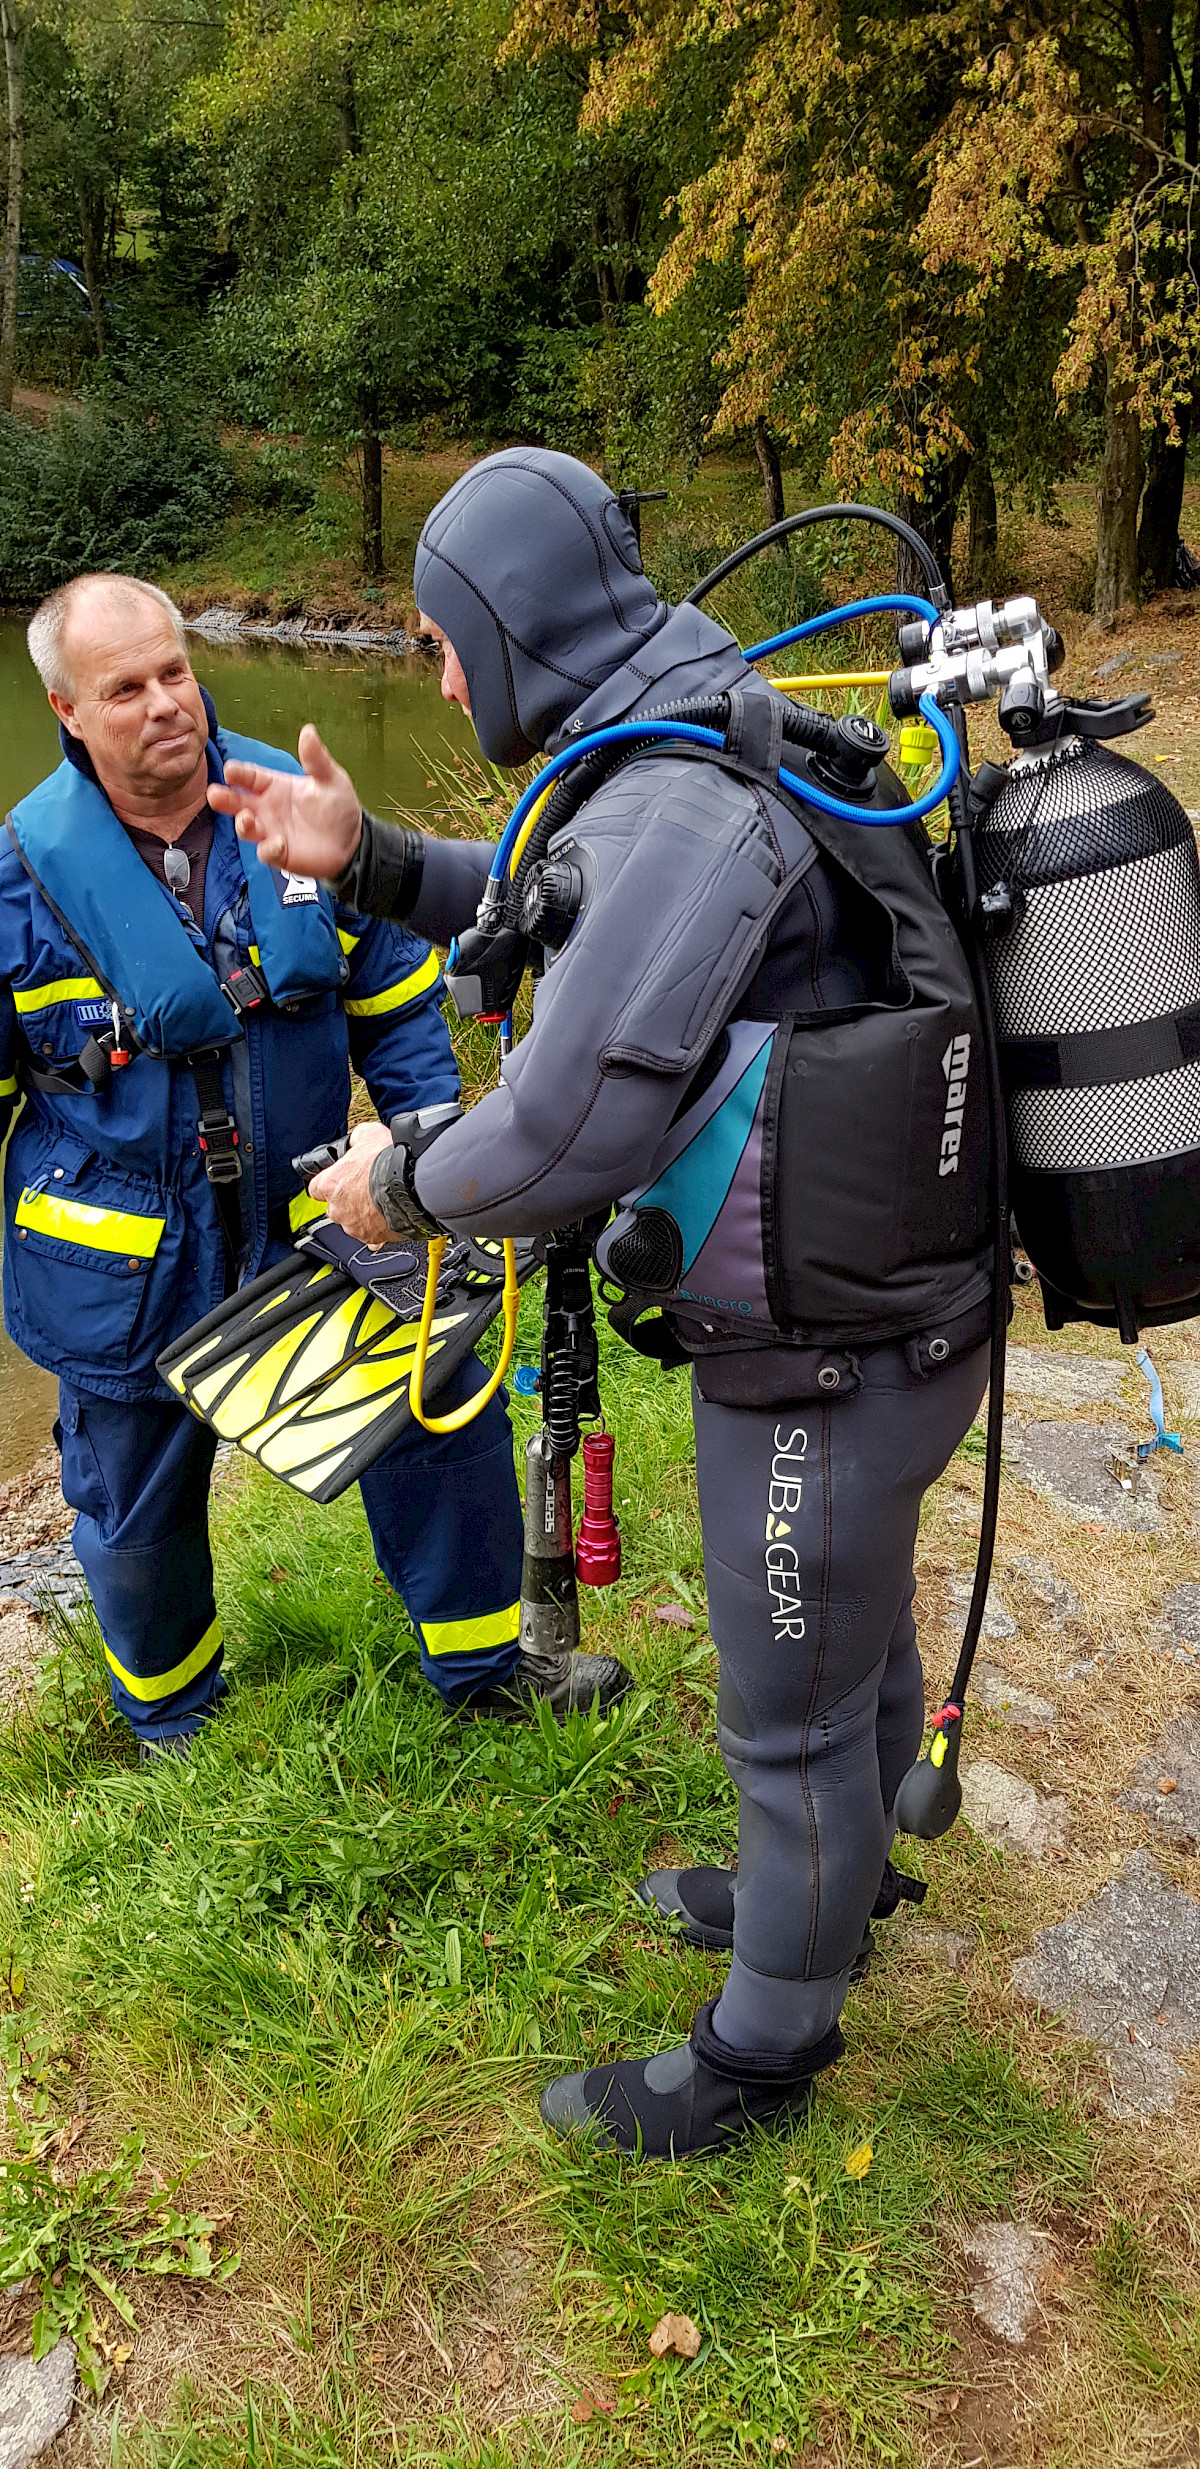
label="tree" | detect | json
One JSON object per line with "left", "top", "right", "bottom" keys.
{"left": 0, "top": 0, "right": 24, "bottom": 412}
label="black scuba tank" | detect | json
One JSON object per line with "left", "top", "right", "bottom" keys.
{"left": 974, "top": 737, "right": 1200, "bottom": 1339}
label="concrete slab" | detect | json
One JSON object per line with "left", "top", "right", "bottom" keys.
{"left": 1004, "top": 1347, "right": 1127, "bottom": 1411}
{"left": 1006, "top": 1555, "right": 1085, "bottom": 1627}
{"left": 1008, "top": 1420, "right": 1162, "bottom": 1531}
{"left": 972, "top": 1663, "right": 1058, "bottom": 1730}
{"left": 0, "top": 2340, "right": 76, "bottom": 2469}
{"left": 946, "top": 1574, "right": 1016, "bottom": 1640}
{"left": 962, "top": 2222, "right": 1056, "bottom": 2344}
{"left": 1120, "top": 1714, "right": 1200, "bottom": 1853}
{"left": 1012, "top": 1848, "right": 1200, "bottom": 2115}
{"left": 961, "top": 1758, "right": 1069, "bottom": 1858}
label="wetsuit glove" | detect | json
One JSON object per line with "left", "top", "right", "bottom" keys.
{"left": 367, "top": 1101, "right": 460, "bottom": 1240}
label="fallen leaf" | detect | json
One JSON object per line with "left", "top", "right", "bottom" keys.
{"left": 771, "top": 2439, "right": 789, "bottom": 2454}
{"left": 653, "top": 1603, "right": 696, "bottom": 1628}
{"left": 571, "top": 2390, "right": 616, "bottom": 2422}
{"left": 267, "top": 1567, "right": 289, "bottom": 1584}
{"left": 1158, "top": 1775, "right": 1179, "bottom": 1794}
{"left": 845, "top": 2142, "right": 872, "bottom": 2180}
{"left": 648, "top": 2311, "right": 701, "bottom": 2360}
{"left": 482, "top": 2346, "right": 505, "bottom": 2390}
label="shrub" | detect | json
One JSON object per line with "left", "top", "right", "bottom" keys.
{"left": 0, "top": 391, "right": 231, "bottom": 601}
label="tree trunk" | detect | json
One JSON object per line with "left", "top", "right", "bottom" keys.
{"left": 1094, "top": 356, "right": 1142, "bottom": 614}
{"left": 897, "top": 460, "right": 967, "bottom": 600}
{"left": 1138, "top": 408, "right": 1191, "bottom": 591}
{"left": 0, "top": 2, "right": 23, "bottom": 417}
{"left": 362, "top": 421, "right": 383, "bottom": 577}
{"left": 752, "top": 416, "right": 785, "bottom": 527}
{"left": 76, "top": 180, "right": 106, "bottom": 358}
{"left": 966, "top": 454, "right": 998, "bottom": 594}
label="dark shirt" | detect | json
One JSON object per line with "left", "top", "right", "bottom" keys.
{"left": 123, "top": 808, "right": 214, "bottom": 932}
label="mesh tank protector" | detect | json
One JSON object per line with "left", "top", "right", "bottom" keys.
{"left": 975, "top": 738, "right": 1200, "bottom": 1337}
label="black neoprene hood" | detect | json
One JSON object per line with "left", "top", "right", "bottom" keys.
{"left": 412, "top": 448, "right": 667, "bottom": 765}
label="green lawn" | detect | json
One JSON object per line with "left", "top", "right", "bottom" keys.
{"left": 4, "top": 1276, "right": 1197, "bottom": 2467}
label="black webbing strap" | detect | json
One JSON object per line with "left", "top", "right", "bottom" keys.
{"left": 1001, "top": 998, "right": 1200, "bottom": 1093}
{"left": 188, "top": 1047, "right": 243, "bottom": 1260}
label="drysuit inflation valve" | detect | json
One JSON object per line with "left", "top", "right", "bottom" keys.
{"left": 894, "top": 1701, "right": 964, "bottom": 1839}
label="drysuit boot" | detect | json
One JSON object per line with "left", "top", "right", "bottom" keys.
{"left": 540, "top": 2000, "right": 843, "bottom": 2157}
{"left": 638, "top": 1857, "right": 928, "bottom": 1974}
{"left": 459, "top": 1644, "right": 632, "bottom": 1722}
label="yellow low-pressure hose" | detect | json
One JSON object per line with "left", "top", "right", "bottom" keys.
{"left": 771, "top": 671, "right": 892, "bottom": 692}
{"left": 409, "top": 1234, "right": 522, "bottom": 1432}
{"left": 507, "top": 780, "right": 556, "bottom": 882}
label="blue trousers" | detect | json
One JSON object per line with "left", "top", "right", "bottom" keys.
{"left": 57, "top": 1355, "right": 523, "bottom": 1741}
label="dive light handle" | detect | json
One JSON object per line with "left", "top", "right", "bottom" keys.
{"left": 292, "top": 1135, "right": 349, "bottom": 1184}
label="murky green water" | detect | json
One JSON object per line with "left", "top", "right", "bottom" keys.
{"left": 0, "top": 616, "right": 477, "bottom": 1483}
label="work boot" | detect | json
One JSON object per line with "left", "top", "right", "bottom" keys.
{"left": 638, "top": 1857, "right": 927, "bottom": 1980}
{"left": 540, "top": 2000, "right": 843, "bottom": 2157}
{"left": 458, "top": 1646, "right": 633, "bottom": 1723}
{"left": 136, "top": 1731, "right": 195, "bottom": 1766}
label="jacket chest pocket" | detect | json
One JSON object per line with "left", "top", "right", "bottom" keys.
{"left": 5, "top": 1124, "right": 178, "bottom": 1375}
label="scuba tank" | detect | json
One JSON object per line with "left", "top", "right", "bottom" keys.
{"left": 973, "top": 739, "right": 1200, "bottom": 1341}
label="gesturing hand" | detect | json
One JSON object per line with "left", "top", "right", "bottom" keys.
{"left": 208, "top": 723, "right": 364, "bottom": 879}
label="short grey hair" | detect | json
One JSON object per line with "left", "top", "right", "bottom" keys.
{"left": 27, "top": 573, "right": 188, "bottom": 698}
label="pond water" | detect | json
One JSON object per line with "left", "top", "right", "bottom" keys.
{"left": 0, "top": 616, "right": 478, "bottom": 1483}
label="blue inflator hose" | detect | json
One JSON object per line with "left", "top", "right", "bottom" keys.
{"left": 743, "top": 592, "right": 940, "bottom": 663}
{"left": 486, "top": 592, "right": 956, "bottom": 882}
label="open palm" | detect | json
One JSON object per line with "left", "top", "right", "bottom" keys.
{"left": 207, "top": 723, "right": 363, "bottom": 879}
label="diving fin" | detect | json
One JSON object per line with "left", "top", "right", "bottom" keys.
{"left": 157, "top": 1224, "right": 539, "bottom": 1504}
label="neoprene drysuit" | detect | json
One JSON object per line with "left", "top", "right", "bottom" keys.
{"left": 335, "top": 449, "right": 990, "bottom": 2149}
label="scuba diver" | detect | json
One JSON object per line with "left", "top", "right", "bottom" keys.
{"left": 208, "top": 449, "right": 993, "bottom": 2158}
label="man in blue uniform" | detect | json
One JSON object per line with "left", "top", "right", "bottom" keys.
{"left": 0, "top": 571, "right": 536, "bottom": 1755}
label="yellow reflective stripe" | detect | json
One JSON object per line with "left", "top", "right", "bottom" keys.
{"left": 13, "top": 974, "right": 104, "bottom": 1014}
{"left": 15, "top": 1187, "right": 165, "bottom": 1257}
{"left": 288, "top": 1188, "right": 326, "bottom": 1232}
{"left": 344, "top": 949, "right": 440, "bottom": 1016}
{"left": 0, "top": 1071, "right": 17, "bottom": 1098}
{"left": 337, "top": 927, "right": 362, "bottom": 955}
{"left": 249, "top": 944, "right": 260, "bottom": 965}
{"left": 103, "top": 1616, "right": 222, "bottom": 1704}
{"left": 421, "top": 1600, "right": 521, "bottom": 1659}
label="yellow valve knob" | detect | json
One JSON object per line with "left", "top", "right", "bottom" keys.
{"left": 898, "top": 720, "right": 939, "bottom": 767}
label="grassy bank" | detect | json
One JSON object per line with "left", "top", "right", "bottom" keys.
{"left": 3, "top": 1264, "right": 1200, "bottom": 2466}
{"left": 158, "top": 440, "right": 1200, "bottom": 806}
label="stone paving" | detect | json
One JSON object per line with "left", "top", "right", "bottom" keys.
{"left": 1013, "top": 1850, "right": 1200, "bottom": 2117}
{"left": 1007, "top": 1417, "right": 1163, "bottom": 1530}
{"left": 0, "top": 1539, "right": 87, "bottom": 1614}
{"left": 0, "top": 2337, "right": 76, "bottom": 2469}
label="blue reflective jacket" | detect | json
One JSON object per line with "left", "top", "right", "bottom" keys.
{"left": 0, "top": 713, "right": 456, "bottom": 1400}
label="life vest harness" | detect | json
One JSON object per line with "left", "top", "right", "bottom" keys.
{"left": 6, "top": 735, "right": 347, "bottom": 1259}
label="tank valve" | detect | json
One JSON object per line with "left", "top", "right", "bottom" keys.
{"left": 576, "top": 1431, "right": 622, "bottom": 1587}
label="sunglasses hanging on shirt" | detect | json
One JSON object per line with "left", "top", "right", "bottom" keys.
{"left": 163, "top": 844, "right": 191, "bottom": 893}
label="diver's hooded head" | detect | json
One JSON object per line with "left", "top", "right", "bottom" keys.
{"left": 413, "top": 449, "right": 667, "bottom": 765}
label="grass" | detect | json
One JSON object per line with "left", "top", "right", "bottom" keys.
{"left": 6, "top": 452, "right": 1200, "bottom": 2453}
{"left": 3, "top": 1270, "right": 1200, "bottom": 2466}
